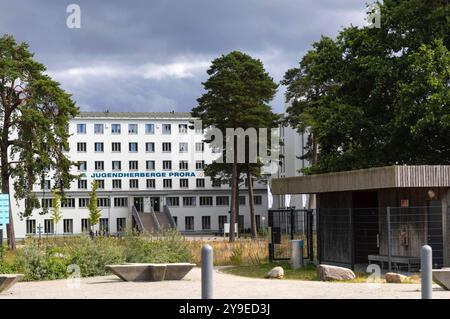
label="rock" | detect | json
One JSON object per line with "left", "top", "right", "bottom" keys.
{"left": 317, "top": 264, "right": 356, "bottom": 281}
{"left": 385, "top": 272, "right": 408, "bottom": 283}
{"left": 265, "top": 266, "right": 284, "bottom": 279}
{"left": 0, "top": 274, "right": 23, "bottom": 293}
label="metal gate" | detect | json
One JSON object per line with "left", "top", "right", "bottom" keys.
{"left": 268, "top": 208, "right": 315, "bottom": 261}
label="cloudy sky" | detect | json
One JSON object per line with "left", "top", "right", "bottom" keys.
{"left": 1, "top": 0, "right": 369, "bottom": 113}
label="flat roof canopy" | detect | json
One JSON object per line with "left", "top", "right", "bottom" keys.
{"left": 271, "top": 165, "right": 450, "bottom": 195}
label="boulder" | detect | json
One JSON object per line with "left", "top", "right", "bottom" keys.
{"left": 0, "top": 274, "right": 23, "bottom": 293}
{"left": 317, "top": 264, "right": 355, "bottom": 281}
{"left": 265, "top": 266, "right": 284, "bottom": 279}
{"left": 385, "top": 272, "right": 408, "bottom": 283}
{"left": 432, "top": 269, "right": 450, "bottom": 290}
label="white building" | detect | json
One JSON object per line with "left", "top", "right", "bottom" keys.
{"left": 7, "top": 111, "right": 269, "bottom": 239}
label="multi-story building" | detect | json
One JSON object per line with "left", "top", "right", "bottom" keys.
{"left": 7, "top": 111, "right": 268, "bottom": 239}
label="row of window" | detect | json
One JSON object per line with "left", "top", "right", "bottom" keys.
{"left": 74, "top": 142, "right": 209, "bottom": 153}
{"left": 177, "top": 214, "right": 262, "bottom": 231}
{"left": 77, "top": 123, "right": 202, "bottom": 135}
{"left": 26, "top": 218, "right": 126, "bottom": 234}
{"left": 77, "top": 160, "right": 205, "bottom": 172}
{"left": 39, "top": 195, "right": 263, "bottom": 209}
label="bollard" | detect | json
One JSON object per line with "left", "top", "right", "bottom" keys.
{"left": 201, "top": 244, "right": 213, "bottom": 299}
{"left": 421, "top": 245, "right": 432, "bottom": 299}
{"left": 290, "top": 240, "right": 304, "bottom": 269}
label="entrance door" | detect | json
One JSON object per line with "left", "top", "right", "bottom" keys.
{"left": 150, "top": 197, "right": 160, "bottom": 212}
{"left": 353, "top": 191, "right": 380, "bottom": 264}
{"left": 427, "top": 200, "right": 443, "bottom": 268}
{"left": 133, "top": 197, "right": 144, "bottom": 212}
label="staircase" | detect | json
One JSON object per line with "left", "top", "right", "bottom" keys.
{"left": 132, "top": 205, "right": 176, "bottom": 234}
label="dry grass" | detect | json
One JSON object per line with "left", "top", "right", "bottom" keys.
{"left": 187, "top": 239, "right": 269, "bottom": 266}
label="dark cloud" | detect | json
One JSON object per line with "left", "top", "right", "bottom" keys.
{"left": 0, "top": 0, "right": 368, "bottom": 113}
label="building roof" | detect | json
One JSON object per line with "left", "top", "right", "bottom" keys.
{"left": 76, "top": 111, "right": 193, "bottom": 119}
{"left": 271, "top": 165, "right": 450, "bottom": 194}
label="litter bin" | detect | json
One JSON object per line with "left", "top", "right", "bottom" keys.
{"left": 290, "top": 240, "right": 304, "bottom": 269}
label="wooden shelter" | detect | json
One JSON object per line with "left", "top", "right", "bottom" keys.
{"left": 272, "top": 166, "right": 450, "bottom": 268}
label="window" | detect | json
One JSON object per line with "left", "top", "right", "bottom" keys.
{"left": 77, "top": 142, "right": 87, "bottom": 152}
{"left": 162, "top": 160, "right": 172, "bottom": 170}
{"left": 94, "top": 142, "right": 104, "bottom": 152}
{"left": 41, "top": 180, "right": 51, "bottom": 190}
{"left": 216, "top": 196, "right": 229, "bottom": 206}
{"left": 196, "top": 160, "right": 205, "bottom": 170}
{"left": 79, "top": 198, "right": 90, "bottom": 208}
{"left": 129, "top": 142, "right": 138, "bottom": 152}
{"left": 163, "top": 179, "right": 172, "bottom": 189}
{"left": 145, "top": 123, "right": 155, "bottom": 134}
{"left": 202, "top": 216, "right": 211, "bottom": 230}
{"left": 199, "top": 196, "right": 213, "bottom": 206}
{"left": 41, "top": 198, "right": 53, "bottom": 208}
{"left": 195, "top": 142, "right": 204, "bottom": 152}
{"left": 178, "top": 124, "right": 188, "bottom": 134}
{"left": 99, "top": 218, "right": 109, "bottom": 233}
{"left": 77, "top": 123, "right": 86, "bottom": 134}
{"left": 26, "top": 219, "right": 36, "bottom": 234}
{"left": 129, "top": 161, "right": 138, "bottom": 170}
{"left": 179, "top": 160, "right": 189, "bottom": 170}
{"left": 97, "top": 198, "right": 110, "bottom": 207}
{"left": 146, "top": 160, "right": 155, "bottom": 171}
{"left": 116, "top": 218, "right": 126, "bottom": 232}
{"left": 96, "top": 180, "right": 105, "bottom": 189}
{"left": 195, "top": 126, "right": 203, "bottom": 134}
{"left": 183, "top": 197, "right": 196, "bottom": 207}
{"left": 173, "top": 216, "right": 178, "bottom": 226}
{"left": 112, "top": 161, "right": 121, "bottom": 171}
{"left": 212, "top": 146, "right": 222, "bottom": 153}
{"left": 145, "top": 142, "right": 155, "bottom": 153}
{"left": 44, "top": 219, "right": 54, "bottom": 234}
{"left": 78, "top": 180, "right": 87, "bottom": 189}
{"left": 162, "top": 142, "right": 172, "bottom": 152}
{"left": 112, "top": 142, "right": 121, "bottom": 152}
{"left": 94, "top": 123, "right": 104, "bottom": 134}
{"left": 78, "top": 161, "right": 87, "bottom": 171}
{"left": 63, "top": 219, "right": 73, "bottom": 234}
{"left": 95, "top": 161, "right": 104, "bottom": 171}
{"left": 166, "top": 197, "right": 179, "bottom": 207}
{"left": 218, "top": 216, "right": 227, "bottom": 231}
{"left": 179, "top": 142, "right": 188, "bottom": 153}
{"left": 185, "top": 216, "right": 194, "bottom": 231}
{"left": 146, "top": 179, "right": 155, "bottom": 189}
{"left": 112, "top": 179, "right": 122, "bottom": 189}
{"left": 239, "top": 196, "right": 246, "bottom": 206}
{"left": 196, "top": 178, "right": 205, "bottom": 188}
{"left": 111, "top": 124, "right": 121, "bottom": 134}
{"left": 254, "top": 195, "right": 262, "bottom": 205}
{"left": 179, "top": 178, "right": 189, "bottom": 188}
{"left": 162, "top": 124, "right": 171, "bottom": 134}
{"left": 114, "top": 197, "right": 128, "bottom": 207}
{"left": 128, "top": 124, "right": 138, "bottom": 134}
{"left": 81, "top": 219, "right": 90, "bottom": 233}
{"left": 61, "top": 198, "right": 75, "bottom": 208}
{"left": 212, "top": 180, "right": 221, "bottom": 188}
{"left": 129, "top": 179, "right": 139, "bottom": 189}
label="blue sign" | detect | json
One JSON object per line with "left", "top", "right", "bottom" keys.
{"left": 0, "top": 194, "right": 9, "bottom": 228}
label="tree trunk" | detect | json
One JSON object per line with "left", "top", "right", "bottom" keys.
{"left": 229, "top": 138, "right": 237, "bottom": 242}
{"left": 1, "top": 127, "right": 15, "bottom": 250}
{"left": 247, "top": 167, "right": 257, "bottom": 239}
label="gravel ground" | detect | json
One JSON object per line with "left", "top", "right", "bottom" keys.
{"left": 1, "top": 267, "right": 449, "bottom": 299}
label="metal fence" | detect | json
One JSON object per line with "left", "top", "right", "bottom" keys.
{"left": 268, "top": 208, "right": 316, "bottom": 261}
{"left": 317, "top": 205, "right": 448, "bottom": 271}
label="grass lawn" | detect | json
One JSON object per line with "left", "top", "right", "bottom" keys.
{"left": 220, "top": 262, "right": 419, "bottom": 283}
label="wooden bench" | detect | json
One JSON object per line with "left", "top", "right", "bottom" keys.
{"left": 368, "top": 255, "right": 421, "bottom": 272}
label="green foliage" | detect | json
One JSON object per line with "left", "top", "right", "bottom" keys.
{"left": 50, "top": 191, "right": 63, "bottom": 234}
{"left": 88, "top": 180, "right": 101, "bottom": 228}
{"left": 283, "top": 0, "right": 450, "bottom": 173}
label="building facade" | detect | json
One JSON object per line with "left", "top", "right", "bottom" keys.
{"left": 8, "top": 112, "right": 268, "bottom": 239}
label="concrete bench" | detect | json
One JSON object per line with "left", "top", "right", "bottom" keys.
{"left": 106, "top": 263, "right": 195, "bottom": 282}
{"left": 368, "top": 255, "right": 421, "bottom": 272}
{"left": 0, "top": 274, "right": 24, "bottom": 293}
{"left": 432, "top": 268, "right": 450, "bottom": 290}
